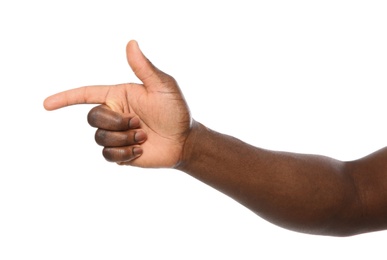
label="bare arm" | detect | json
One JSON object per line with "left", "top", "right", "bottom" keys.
{"left": 177, "top": 121, "right": 387, "bottom": 236}
{"left": 44, "top": 40, "right": 387, "bottom": 236}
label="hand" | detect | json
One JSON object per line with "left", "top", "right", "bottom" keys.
{"left": 44, "top": 40, "right": 192, "bottom": 168}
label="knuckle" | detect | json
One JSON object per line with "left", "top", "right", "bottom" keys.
{"left": 87, "top": 109, "right": 97, "bottom": 127}
{"left": 102, "top": 147, "right": 117, "bottom": 162}
{"left": 87, "top": 106, "right": 103, "bottom": 127}
{"left": 94, "top": 129, "right": 107, "bottom": 146}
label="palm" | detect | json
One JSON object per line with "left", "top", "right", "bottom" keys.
{"left": 114, "top": 81, "right": 191, "bottom": 167}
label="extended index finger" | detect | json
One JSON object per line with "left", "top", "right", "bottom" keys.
{"left": 43, "top": 85, "right": 113, "bottom": 111}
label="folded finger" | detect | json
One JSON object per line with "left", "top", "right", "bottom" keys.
{"left": 102, "top": 146, "right": 143, "bottom": 163}
{"left": 95, "top": 129, "right": 147, "bottom": 147}
{"left": 88, "top": 105, "right": 140, "bottom": 131}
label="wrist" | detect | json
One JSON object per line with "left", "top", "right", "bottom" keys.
{"left": 174, "top": 119, "right": 206, "bottom": 171}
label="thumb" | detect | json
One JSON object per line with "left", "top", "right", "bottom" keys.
{"left": 126, "top": 40, "right": 169, "bottom": 89}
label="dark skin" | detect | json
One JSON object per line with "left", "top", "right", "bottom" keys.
{"left": 44, "top": 40, "right": 387, "bottom": 237}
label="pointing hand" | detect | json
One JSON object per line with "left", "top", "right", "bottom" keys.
{"left": 44, "top": 40, "right": 192, "bottom": 168}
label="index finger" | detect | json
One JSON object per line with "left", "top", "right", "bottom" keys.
{"left": 43, "top": 85, "right": 113, "bottom": 111}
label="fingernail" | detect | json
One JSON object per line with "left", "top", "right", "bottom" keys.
{"left": 134, "top": 131, "right": 146, "bottom": 143}
{"left": 129, "top": 117, "right": 140, "bottom": 128}
{"left": 133, "top": 147, "right": 143, "bottom": 156}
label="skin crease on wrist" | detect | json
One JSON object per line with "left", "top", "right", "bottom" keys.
{"left": 44, "top": 40, "right": 387, "bottom": 237}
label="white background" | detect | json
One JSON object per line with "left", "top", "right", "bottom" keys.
{"left": 1, "top": 1, "right": 387, "bottom": 259}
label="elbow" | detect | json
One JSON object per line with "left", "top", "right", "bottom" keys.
{"left": 320, "top": 161, "right": 367, "bottom": 237}
{"left": 320, "top": 160, "right": 387, "bottom": 237}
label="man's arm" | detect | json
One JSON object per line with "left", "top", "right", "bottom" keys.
{"left": 176, "top": 121, "right": 387, "bottom": 236}
{"left": 44, "top": 40, "right": 387, "bottom": 236}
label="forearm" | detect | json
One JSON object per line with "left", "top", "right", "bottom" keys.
{"left": 176, "top": 121, "right": 361, "bottom": 236}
